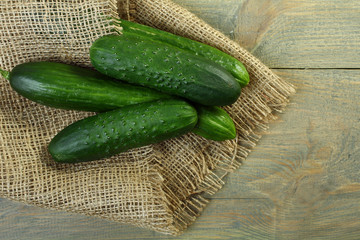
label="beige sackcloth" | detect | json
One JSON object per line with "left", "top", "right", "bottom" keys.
{"left": 0, "top": 0, "right": 295, "bottom": 235}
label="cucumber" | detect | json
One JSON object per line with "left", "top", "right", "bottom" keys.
{"left": 90, "top": 33, "right": 241, "bottom": 106}
{"left": 2, "top": 62, "right": 236, "bottom": 141}
{"left": 119, "top": 19, "right": 250, "bottom": 87}
{"left": 192, "top": 105, "right": 236, "bottom": 141}
{"left": 7, "top": 62, "right": 170, "bottom": 112}
{"left": 48, "top": 99, "right": 198, "bottom": 163}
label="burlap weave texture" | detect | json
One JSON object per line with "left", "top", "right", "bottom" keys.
{"left": 0, "top": 0, "right": 295, "bottom": 235}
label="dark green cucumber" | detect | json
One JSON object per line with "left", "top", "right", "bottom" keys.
{"left": 192, "top": 105, "right": 236, "bottom": 141}
{"left": 119, "top": 19, "right": 250, "bottom": 87}
{"left": 3, "top": 62, "right": 236, "bottom": 141}
{"left": 7, "top": 62, "right": 170, "bottom": 112}
{"left": 48, "top": 99, "right": 198, "bottom": 163}
{"left": 90, "top": 34, "right": 241, "bottom": 106}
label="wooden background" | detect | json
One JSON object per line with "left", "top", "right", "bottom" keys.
{"left": 1, "top": 0, "right": 359, "bottom": 239}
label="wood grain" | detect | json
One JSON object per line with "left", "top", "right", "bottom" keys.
{"left": 173, "top": 0, "right": 360, "bottom": 68}
{"left": 217, "top": 69, "right": 360, "bottom": 239}
{"left": 218, "top": 69, "right": 360, "bottom": 197}
{"left": 1, "top": 0, "right": 360, "bottom": 239}
{"left": 0, "top": 198, "right": 275, "bottom": 240}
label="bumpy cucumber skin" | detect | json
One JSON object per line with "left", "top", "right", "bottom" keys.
{"left": 90, "top": 34, "right": 241, "bottom": 106}
{"left": 192, "top": 106, "right": 236, "bottom": 141}
{"left": 119, "top": 19, "right": 250, "bottom": 87}
{"left": 48, "top": 99, "right": 198, "bottom": 163}
{"left": 9, "top": 62, "right": 171, "bottom": 112}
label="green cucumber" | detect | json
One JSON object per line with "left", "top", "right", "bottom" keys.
{"left": 119, "top": 19, "right": 250, "bottom": 87}
{"left": 90, "top": 33, "right": 241, "bottom": 106}
{"left": 48, "top": 99, "right": 198, "bottom": 163}
{"left": 7, "top": 62, "right": 170, "bottom": 112}
{"left": 2, "top": 62, "right": 236, "bottom": 141}
{"left": 192, "top": 105, "right": 236, "bottom": 141}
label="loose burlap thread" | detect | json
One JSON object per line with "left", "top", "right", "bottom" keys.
{"left": 0, "top": 0, "right": 295, "bottom": 235}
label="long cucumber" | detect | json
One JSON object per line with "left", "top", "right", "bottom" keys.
{"left": 48, "top": 99, "right": 198, "bottom": 163}
{"left": 90, "top": 33, "right": 241, "bottom": 106}
{"left": 6, "top": 61, "right": 170, "bottom": 112}
{"left": 119, "top": 19, "right": 250, "bottom": 87}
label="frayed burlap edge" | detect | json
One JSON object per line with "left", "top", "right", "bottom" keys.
{"left": 118, "top": 0, "right": 296, "bottom": 235}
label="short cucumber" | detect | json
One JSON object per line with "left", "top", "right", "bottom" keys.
{"left": 7, "top": 62, "right": 170, "bottom": 112}
{"left": 192, "top": 105, "right": 236, "bottom": 141}
{"left": 119, "top": 19, "right": 250, "bottom": 87}
{"left": 90, "top": 33, "right": 241, "bottom": 106}
{"left": 48, "top": 99, "right": 198, "bottom": 163}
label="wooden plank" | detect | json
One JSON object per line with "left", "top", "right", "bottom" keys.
{"left": 170, "top": 0, "right": 246, "bottom": 39}
{"left": 173, "top": 0, "right": 360, "bottom": 68}
{"left": 0, "top": 198, "right": 275, "bottom": 240}
{"left": 215, "top": 69, "right": 360, "bottom": 239}
{"left": 218, "top": 69, "right": 360, "bottom": 196}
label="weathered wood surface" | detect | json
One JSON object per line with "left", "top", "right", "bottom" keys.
{"left": 175, "top": 0, "right": 360, "bottom": 68}
{"left": 1, "top": 0, "right": 359, "bottom": 239}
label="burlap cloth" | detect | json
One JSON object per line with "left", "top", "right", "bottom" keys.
{"left": 0, "top": 0, "right": 295, "bottom": 235}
